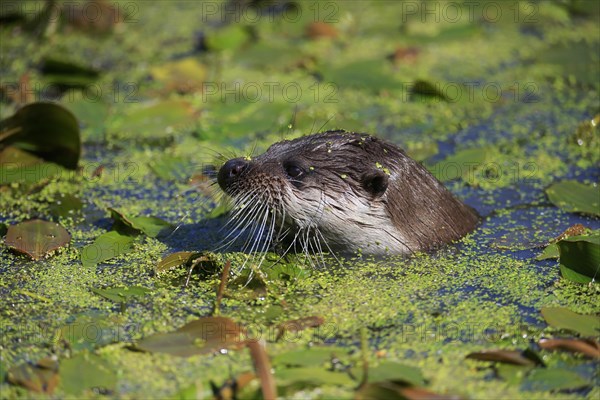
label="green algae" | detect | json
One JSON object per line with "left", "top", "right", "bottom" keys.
{"left": 1, "top": 0, "right": 600, "bottom": 398}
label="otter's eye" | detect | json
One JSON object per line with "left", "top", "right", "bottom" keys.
{"left": 284, "top": 163, "right": 304, "bottom": 180}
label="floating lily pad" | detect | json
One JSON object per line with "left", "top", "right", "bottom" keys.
{"left": 272, "top": 347, "right": 339, "bottom": 368}
{"left": 521, "top": 367, "right": 589, "bottom": 392}
{"left": 148, "top": 155, "right": 194, "bottom": 181}
{"left": 59, "top": 312, "right": 125, "bottom": 351}
{"left": 0, "top": 161, "right": 65, "bottom": 185}
{"left": 79, "top": 230, "right": 135, "bottom": 268}
{"left": 7, "top": 359, "right": 59, "bottom": 394}
{"left": 541, "top": 307, "right": 600, "bottom": 337}
{"left": 205, "top": 25, "right": 250, "bottom": 51}
{"left": 109, "top": 208, "right": 173, "bottom": 238}
{"left": 368, "top": 362, "right": 426, "bottom": 386}
{"left": 62, "top": 92, "right": 109, "bottom": 142}
{"left": 134, "top": 316, "right": 247, "bottom": 357}
{"left": 5, "top": 219, "right": 70, "bottom": 260}
{"left": 0, "top": 102, "right": 81, "bottom": 169}
{"left": 59, "top": 352, "right": 117, "bottom": 395}
{"left": 150, "top": 58, "right": 207, "bottom": 94}
{"left": 546, "top": 181, "right": 600, "bottom": 217}
{"left": 117, "top": 100, "right": 197, "bottom": 139}
{"left": 48, "top": 193, "right": 83, "bottom": 218}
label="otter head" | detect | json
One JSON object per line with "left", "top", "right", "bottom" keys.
{"left": 217, "top": 130, "right": 478, "bottom": 256}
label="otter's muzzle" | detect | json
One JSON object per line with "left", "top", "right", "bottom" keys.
{"left": 217, "top": 158, "right": 249, "bottom": 193}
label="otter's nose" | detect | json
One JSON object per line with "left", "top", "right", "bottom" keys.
{"left": 218, "top": 158, "right": 249, "bottom": 191}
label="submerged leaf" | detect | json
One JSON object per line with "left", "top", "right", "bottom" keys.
{"left": 7, "top": 359, "right": 59, "bottom": 394}
{"left": 134, "top": 316, "right": 247, "bottom": 357}
{"left": 521, "top": 367, "right": 589, "bottom": 392}
{"left": 5, "top": 220, "right": 70, "bottom": 260}
{"left": 59, "top": 352, "right": 117, "bottom": 395}
{"left": 546, "top": 181, "right": 600, "bottom": 217}
{"left": 79, "top": 231, "right": 135, "bottom": 268}
{"left": 92, "top": 286, "right": 152, "bottom": 303}
{"left": 541, "top": 307, "right": 600, "bottom": 337}
{"left": 368, "top": 362, "right": 426, "bottom": 386}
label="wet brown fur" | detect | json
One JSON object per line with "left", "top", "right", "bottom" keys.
{"left": 218, "top": 130, "right": 479, "bottom": 255}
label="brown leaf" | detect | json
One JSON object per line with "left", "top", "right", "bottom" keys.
{"left": 134, "top": 316, "right": 247, "bottom": 357}
{"left": 5, "top": 219, "right": 70, "bottom": 260}
{"left": 388, "top": 47, "right": 420, "bottom": 64}
{"left": 306, "top": 22, "right": 338, "bottom": 39}
{"left": 539, "top": 338, "right": 600, "bottom": 359}
{"left": 7, "top": 360, "right": 59, "bottom": 394}
{"left": 465, "top": 350, "right": 540, "bottom": 366}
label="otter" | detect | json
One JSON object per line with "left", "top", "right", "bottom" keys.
{"left": 217, "top": 130, "right": 479, "bottom": 256}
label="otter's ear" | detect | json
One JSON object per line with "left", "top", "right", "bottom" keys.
{"left": 361, "top": 170, "right": 389, "bottom": 198}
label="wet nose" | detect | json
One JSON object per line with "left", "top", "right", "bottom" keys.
{"left": 218, "top": 158, "right": 249, "bottom": 190}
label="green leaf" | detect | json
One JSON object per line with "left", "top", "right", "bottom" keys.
{"left": 62, "top": 92, "right": 109, "bottom": 142}
{"left": 0, "top": 161, "right": 65, "bottom": 185}
{"left": 5, "top": 219, "right": 70, "bottom": 260}
{"left": 134, "top": 316, "right": 247, "bottom": 357}
{"left": 546, "top": 181, "right": 600, "bottom": 217}
{"left": 521, "top": 367, "right": 590, "bottom": 392}
{"left": 40, "top": 57, "right": 100, "bottom": 88}
{"left": 59, "top": 352, "right": 117, "bottom": 395}
{"left": 206, "top": 25, "right": 249, "bottom": 51}
{"left": 155, "top": 251, "right": 199, "bottom": 275}
{"left": 536, "top": 243, "right": 559, "bottom": 260}
{"left": 48, "top": 193, "right": 83, "bottom": 218}
{"left": 79, "top": 231, "right": 135, "bottom": 268}
{"left": 59, "top": 312, "right": 125, "bottom": 351}
{"left": 0, "top": 102, "right": 81, "bottom": 169}
{"left": 116, "top": 100, "right": 197, "bottom": 140}
{"left": 556, "top": 232, "right": 600, "bottom": 283}
{"left": 541, "top": 307, "right": 600, "bottom": 337}
{"left": 109, "top": 208, "right": 173, "bottom": 237}
{"left": 272, "top": 347, "right": 339, "bottom": 368}
{"left": 92, "top": 286, "right": 151, "bottom": 303}
{"left": 368, "top": 362, "right": 426, "bottom": 386}
{"left": 148, "top": 155, "right": 193, "bottom": 181}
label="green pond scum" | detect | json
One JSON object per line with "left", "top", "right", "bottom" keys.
{"left": 1, "top": 0, "right": 599, "bottom": 398}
